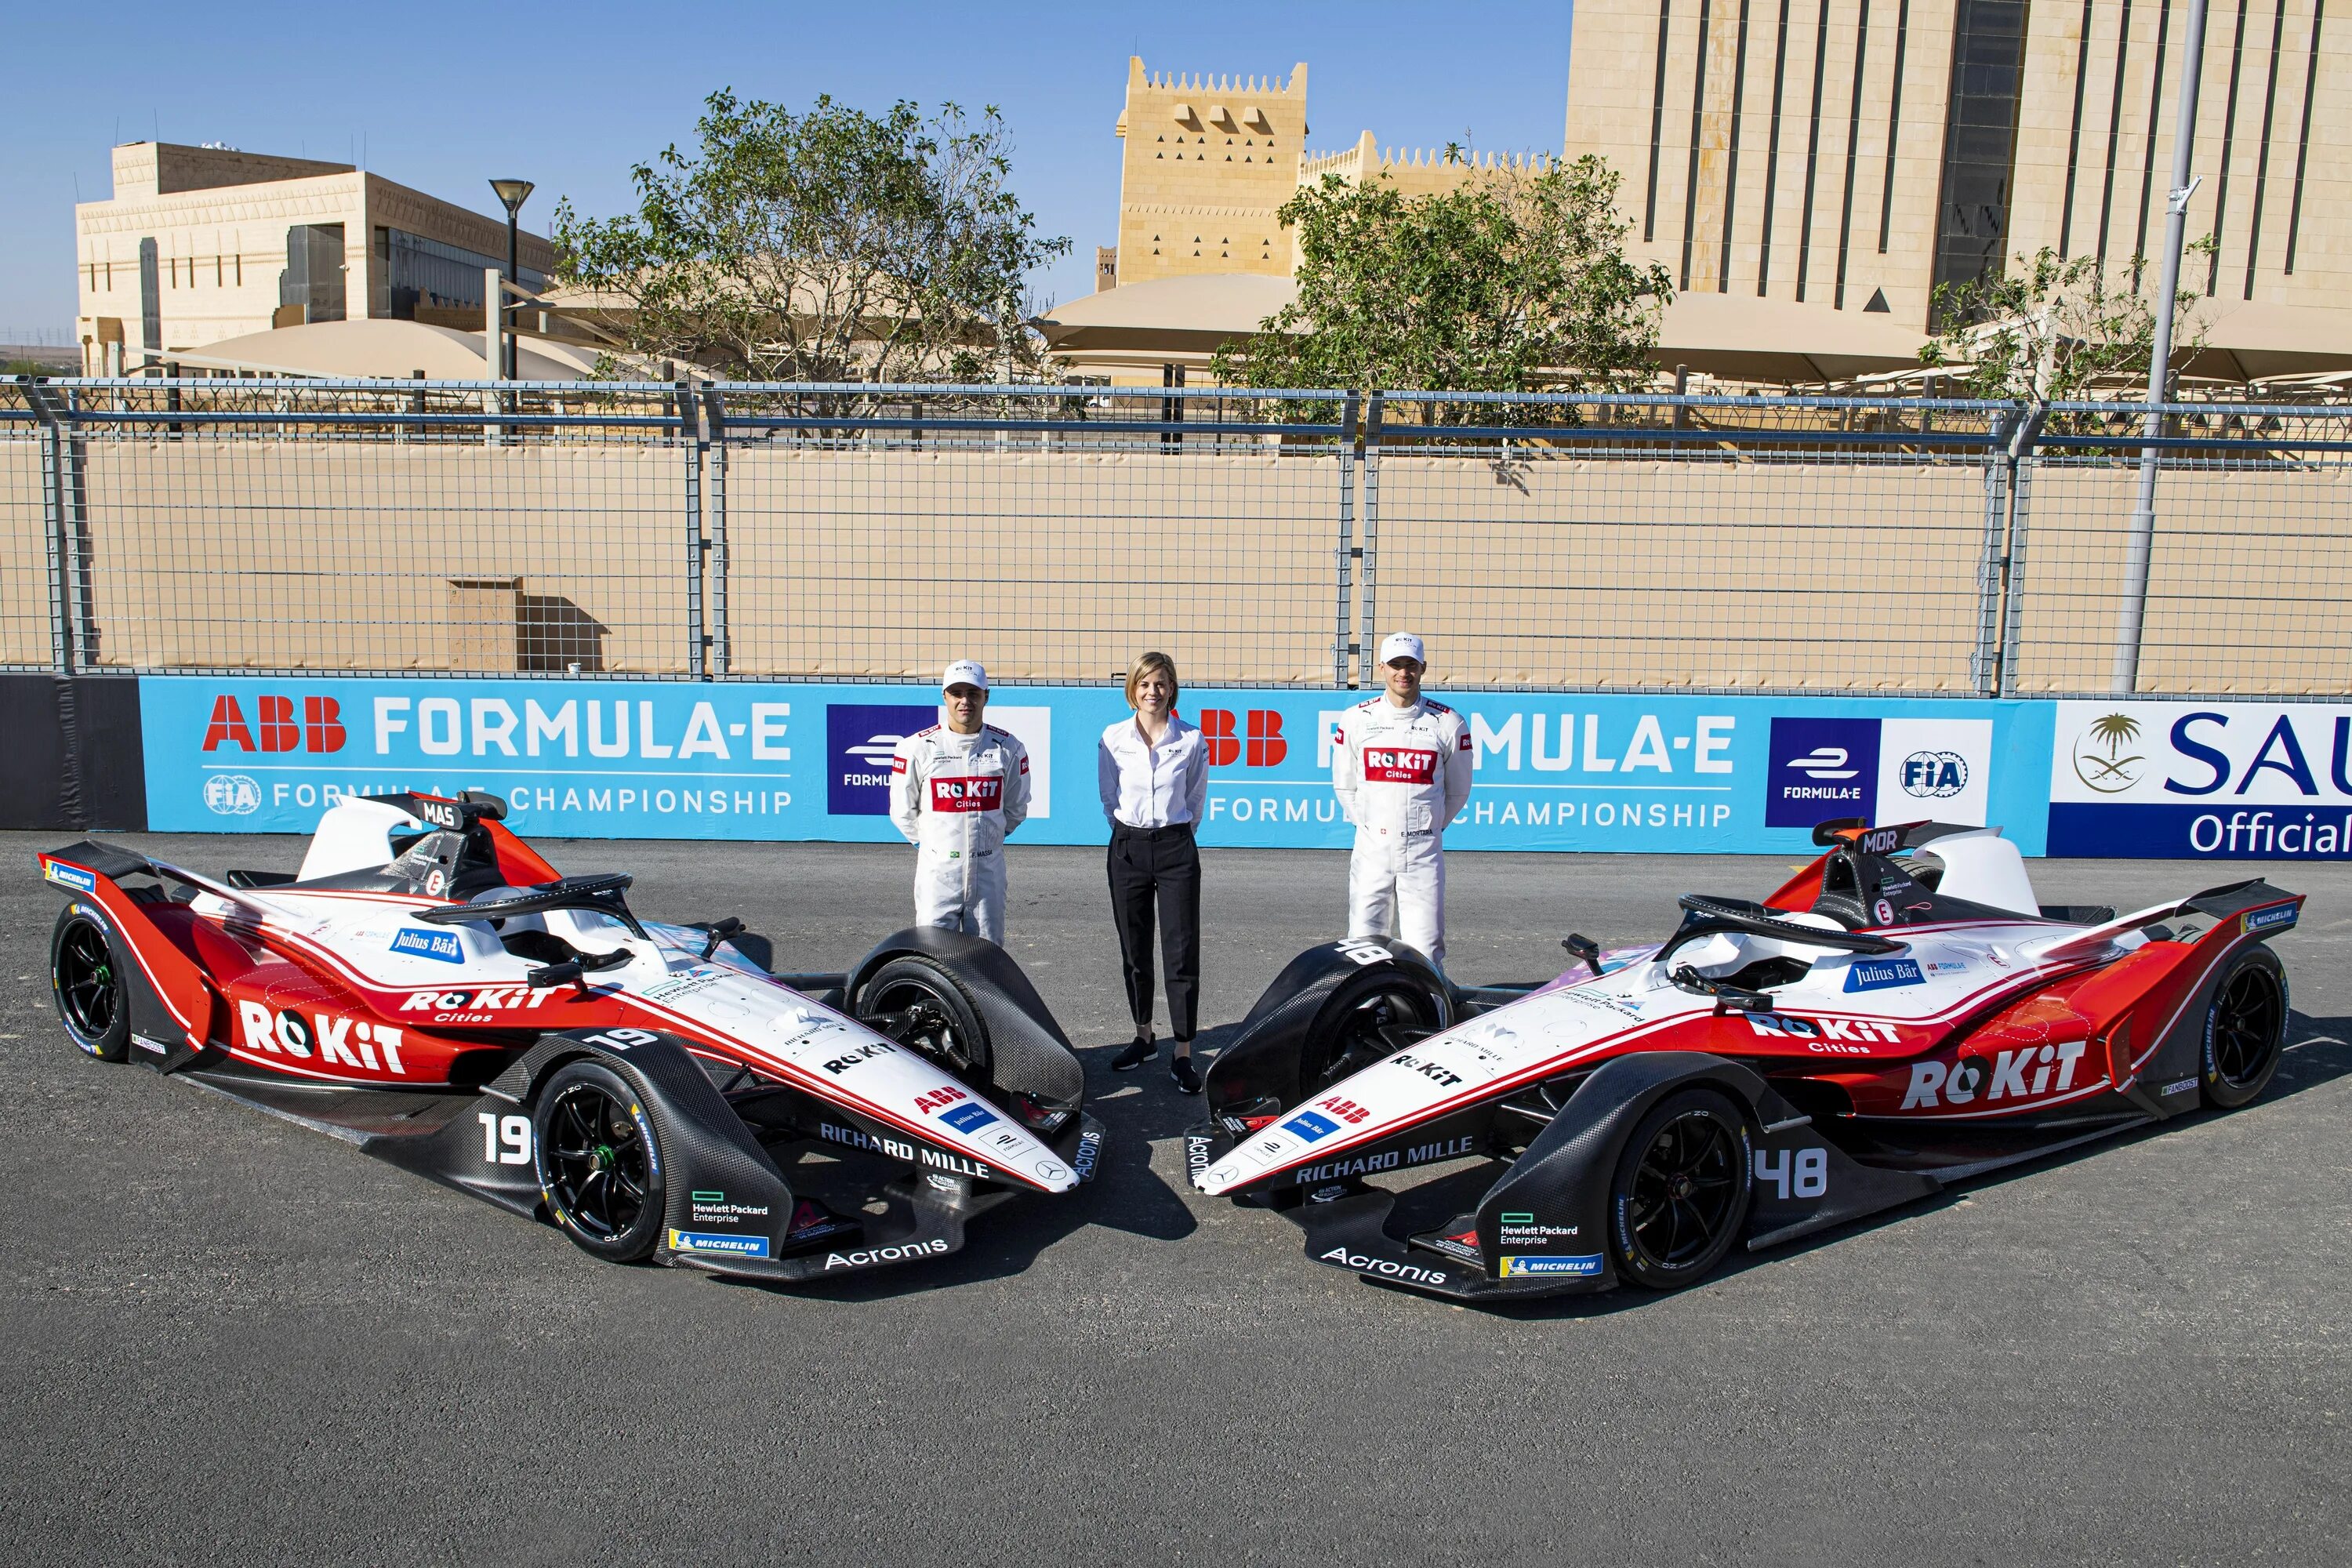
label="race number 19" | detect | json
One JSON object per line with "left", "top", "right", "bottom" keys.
{"left": 477, "top": 1112, "right": 532, "bottom": 1165}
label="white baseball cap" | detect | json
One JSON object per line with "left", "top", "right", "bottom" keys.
{"left": 942, "top": 659, "right": 989, "bottom": 691}
{"left": 1378, "top": 632, "right": 1427, "bottom": 667}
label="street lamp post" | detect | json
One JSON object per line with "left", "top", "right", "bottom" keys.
{"left": 488, "top": 178, "right": 535, "bottom": 379}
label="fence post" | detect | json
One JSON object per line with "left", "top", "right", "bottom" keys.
{"left": 1356, "top": 390, "right": 1385, "bottom": 690}
{"left": 1971, "top": 416, "right": 2010, "bottom": 694}
{"left": 1991, "top": 406, "right": 2046, "bottom": 698}
{"left": 681, "top": 379, "right": 708, "bottom": 680}
{"left": 1334, "top": 391, "right": 1360, "bottom": 687}
{"left": 27, "top": 385, "right": 73, "bottom": 673}
{"left": 702, "top": 384, "right": 731, "bottom": 677}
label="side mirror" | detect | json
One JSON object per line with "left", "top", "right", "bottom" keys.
{"left": 1561, "top": 933, "right": 1603, "bottom": 977}
{"left": 527, "top": 959, "right": 585, "bottom": 992}
{"left": 699, "top": 916, "right": 745, "bottom": 960}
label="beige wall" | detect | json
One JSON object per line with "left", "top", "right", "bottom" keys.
{"left": 1113, "top": 59, "right": 1308, "bottom": 286}
{"left": 5, "top": 437, "right": 2344, "bottom": 695}
{"left": 74, "top": 145, "right": 556, "bottom": 373}
{"left": 1568, "top": 0, "right": 2352, "bottom": 341}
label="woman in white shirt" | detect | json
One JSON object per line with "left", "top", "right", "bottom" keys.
{"left": 1098, "top": 651, "right": 1210, "bottom": 1093}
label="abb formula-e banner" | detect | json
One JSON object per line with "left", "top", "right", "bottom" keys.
{"left": 139, "top": 676, "right": 2056, "bottom": 855}
{"left": 2047, "top": 700, "right": 2352, "bottom": 861}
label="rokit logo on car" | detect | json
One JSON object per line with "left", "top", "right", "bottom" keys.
{"left": 401, "top": 986, "right": 561, "bottom": 1024}
{"left": 1900, "top": 1040, "right": 2091, "bottom": 1109}
{"left": 235, "top": 1001, "right": 406, "bottom": 1074}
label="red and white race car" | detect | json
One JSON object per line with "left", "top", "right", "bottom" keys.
{"left": 1189, "top": 819, "right": 2299, "bottom": 1301}
{"left": 40, "top": 790, "right": 1099, "bottom": 1282}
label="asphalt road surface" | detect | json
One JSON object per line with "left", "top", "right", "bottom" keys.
{"left": 4, "top": 832, "right": 2346, "bottom": 1566}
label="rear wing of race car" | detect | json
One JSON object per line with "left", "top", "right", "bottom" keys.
{"left": 38, "top": 839, "right": 223, "bottom": 1054}
{"left": 2021, "top": 877, "right": 2302, "bottom": 964}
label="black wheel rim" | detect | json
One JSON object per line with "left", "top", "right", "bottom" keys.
{"left": 1308, "top": 985, "right": 1438, "bottom": 1091}
{"left": 2211, "top": 966, "right": 2285, "bottom": 1089}
{"left": 869, "top": 978, "right": 979, "bottom": 1075}
{"left": 57, "top": 921, "right": 118, "bottom": 1042}
{"left": 543, "top": 1083, "right": 651, "bottom": 1242}
{"left": 1624, "top": 1111, "right": 1741, "bottom": 1271}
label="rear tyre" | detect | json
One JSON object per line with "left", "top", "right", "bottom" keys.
{"left": 1608, "top": 1089, "right": 1753, "bottom": 1290}
{"left": 2201, "top": 947, "right": 2288, "bottom": 1110}
{"left": 52, "top": 906, "right": 130, "bottom": 1062}
{"left": 1297, "top": 966, "right": 1450, "bottom": 1102}
{"left": 855, "top": 956, "right": 993, "bottom": 1084}
{"left": 533, "top": 1060, "right": 665, "bottom": 1263}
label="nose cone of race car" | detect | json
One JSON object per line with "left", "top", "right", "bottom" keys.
{"left": 1192, "top": 978, "right": 1647, "bottom": 1196}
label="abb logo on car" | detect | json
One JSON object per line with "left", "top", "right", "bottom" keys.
{"left": 202, "top": 695, "right": 347, "bottom": 753}
{"left": 929, "top": 776, "right": 1004, "bottom": 812}
{"left": 1362, "top": 747, "right": 1437, "bottom": 783}
{"left": 1199, "top": 709, "right": 1287, "bottom": 767}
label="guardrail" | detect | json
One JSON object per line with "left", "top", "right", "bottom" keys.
{"left": 2, "top": 378, "right": 2346, "bottom": 697}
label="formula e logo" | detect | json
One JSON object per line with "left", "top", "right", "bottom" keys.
{"left": 201, "top": 694, "right": 347, "bottom": 753}
{"left": 1766, "top": 719, "right": 1880, "bottom": 827}
{"left": 203, "top": 775, "right": 262, "bottom": 815}
{"left": 1200, "top": 709, "right": 1287, "bottom": 767}
{"left": 390, "top": 927, "right": 466, "bottom": 964}
{"left": 1900, "top": 751, "right": 1969, "bottom": 799}
{"left": 826, "top": 703, "right": 934, "bottom": 815}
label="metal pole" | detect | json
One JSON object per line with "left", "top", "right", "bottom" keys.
{"left": 1356, "top": 390, "right": 1385, "bottom": 691}
{"left": 2113, "top": 0, "right": 2209, "bottom": 695}
{"left": 505, "top": 211, "right": 519, "bottom": 380}
{"left": 681, "top": 379, "right": 708, "bottom": 680}
{"left": 702, "top": 385, "right": 731, "bottom": 677}
{"left": 1334, "top": 392, "right": 1360, "bottom": 687}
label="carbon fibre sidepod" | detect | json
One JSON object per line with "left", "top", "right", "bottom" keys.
{"left": 1202, "top": 937, "right": 1457, "bottom": 1123}
{"left": 845, "top": 927, "right": 1084, "bottom": 1110}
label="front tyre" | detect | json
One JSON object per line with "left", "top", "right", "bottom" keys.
{"left": 855, "top": 956, "right": 993, "bottom": 1084}
{"left": 533, "top": 1060, "right": 665, "bottom": 1263}
{"left": 52, "top": 906, "right": 131, "bottom": 1062}
{"left": 2201, "top": 946, "right": 2288, "bottom": 1110}
{"left": 1608, "top": 1089, "right": 1753, "bottom": 1290}
{"left": 1297, "top": 966, "right": 1449, "bottom": 1102}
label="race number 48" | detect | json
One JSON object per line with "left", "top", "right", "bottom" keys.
{"left": 477, "top": 1112, "right": 532, "bottom": 1165}
{"left": 1755, "top": 1146, "right": 1828, "bottom": 1200}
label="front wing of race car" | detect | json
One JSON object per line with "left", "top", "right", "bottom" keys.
{"left": 1189, "top": 1052, "right": 1940, "bottom": 1301}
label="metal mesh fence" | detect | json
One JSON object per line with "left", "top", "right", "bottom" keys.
{"left": 2, "top": 377, "right": 2346, "bottom": 697}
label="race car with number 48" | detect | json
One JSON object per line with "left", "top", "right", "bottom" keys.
{"left": 1188, "top": 819, "right": 2299, "bottom": 1301}
{"left": 40, "top": 790, "right": 1101, "bottom": 1283}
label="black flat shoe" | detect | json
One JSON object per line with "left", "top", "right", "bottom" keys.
{"left": 1110, "top": 1036, "right": 1156, "bottom": 1071}
{"left": 1170, "top": 1054, "right": 1201, "bottom": 1094}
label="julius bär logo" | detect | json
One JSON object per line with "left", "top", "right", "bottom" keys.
{"left": 1199, "top": 709, "right": 1287, "bottom": 766}
{"left": 202, "top": 694, "right": 346, "bottom": 753}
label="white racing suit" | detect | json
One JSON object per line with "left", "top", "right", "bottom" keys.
{"left": 1331, "top": 697, "right": 1474, "bottom": 968}
{"left": 889, "top": 723, "right": 1032, "bottom": 943}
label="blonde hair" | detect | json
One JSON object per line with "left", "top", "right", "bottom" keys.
{"left": 1124, "top": 650, "right": 1179, "bottom": 709}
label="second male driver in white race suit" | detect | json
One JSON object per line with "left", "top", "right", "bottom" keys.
{"left": 889, "top": 659, "right": 1031, "bottom": 943}
{"left": 1331, "top": 632, "right": 1473, "bottom": 968}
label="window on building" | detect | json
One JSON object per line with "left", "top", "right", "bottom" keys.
{"left": 280, "top": 223, "right": 348, "bottom": 323}
{"left": 1929, "top": 0, "right": 2030, "bottom": 327}
{"left": 378, "top": 227, "right": 544, "bottom": 318}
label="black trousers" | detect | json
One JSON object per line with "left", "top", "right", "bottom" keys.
{"left": 1107, "top": 822, "right": 1201, "bottom": 1040}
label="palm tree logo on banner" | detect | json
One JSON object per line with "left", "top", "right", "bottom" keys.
{"left": 2071, "top": 713, "right": 2147, "bottom": 794}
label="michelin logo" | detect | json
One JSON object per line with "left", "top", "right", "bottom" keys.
{"left": 667, "top": 1229, "right": 771, "bottom": 1258}
{"left": 1498, "top": 1254, "right": 1604, "bottom": 1278}
{"left": 45, "top": 862, "right": 98, "bottom": 895}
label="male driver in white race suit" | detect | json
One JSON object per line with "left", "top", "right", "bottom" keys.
{"left": 1331, "top": 632, "right": 1474, "bottom": 968}
{"left": 889, "top": 660, "right": 1032, "bottom": 943}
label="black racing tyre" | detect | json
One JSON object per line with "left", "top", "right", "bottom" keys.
{"left": 2200, "top": 946, "right": 2288, "bottom": 1110}
{"left": 53, "top": 905, "right": 131, "bottom": 1063}
{"left": 854, "top": 956, "right": 993, "bottom": 1084}
{"left": 1298, "top": 965, "right": 1450, "bottom": 1102}
{"left": 533, "top": 1060, "right": 665, "bottom": 1263}
{"left": 1608, "top": 1089, "right": 1754, "bottom": 1290}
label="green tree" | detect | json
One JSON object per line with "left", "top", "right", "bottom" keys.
{"left": 1209, "top": 155, "right": 1671, "bottom": 415}
{"left": 552, "top": 89, "right": 1070, "bottom": 383}
{"left": 1918, "top": 239, "right": 2217, "bottom": 405}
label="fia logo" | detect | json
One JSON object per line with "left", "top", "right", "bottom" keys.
{"left": 203, "top": 774, "right": 262, "bottom": 815}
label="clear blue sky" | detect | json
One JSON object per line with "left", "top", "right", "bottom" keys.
{"left": 0, "top": 0, "right": 1577, "bottom": 337}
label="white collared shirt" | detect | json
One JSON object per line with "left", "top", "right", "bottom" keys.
{"left": 1098, "top": 710, "right": 1209, "bottom": 829}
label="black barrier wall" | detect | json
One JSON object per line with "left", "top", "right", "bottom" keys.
{"left": 0, "top": 674, "right": 147, "bottom": 831}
